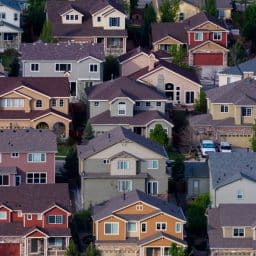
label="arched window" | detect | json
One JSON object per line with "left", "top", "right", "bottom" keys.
{"left": 118, "top": 102, "right": 126, "bottom": 115}
{"left": 36, "top": 100, "right": 42, "bottom": 108}
{"left": 165, "top": 83, "right": 174, "bottom": 91}
{"left": 165, "top": 83, "right": 174, "bottom": 100}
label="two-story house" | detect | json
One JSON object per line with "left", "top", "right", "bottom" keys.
{"left": 46, "top": 0, "right": 127, "bottom": 56}
{"left": 87, "top": 76, "right": 174, "bottom": 138}
{"left": 189, "top": 78, "right": 256, "bottom": 147}
{"left": 21, "top": 42, "right": 105, "bottom": 100}
{"left": 0, "top": 129, "right": 57, "bottom": 186}
{"left": 0, "top": 77, "right": 71, "bottom": 138}
{"left": 0, "top": 183, "right": 71, "bottom": 256}
{"left": 77, "top": 126, "right": 169, "bottom": 209}
{"left": 0, "top": 0, "right": 22, "bottom": 52}
{"left": 92, "top": 190, "right": 187, "bottom": 256}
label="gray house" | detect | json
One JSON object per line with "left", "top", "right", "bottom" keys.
{"left": 21, "top": 42, "right": 104, "bottom": 100}
{"left": 77, "top": 126, "right": 169, "bottom": 209}
{"left": 87, "top": 76, "right": 174, "bottom": 138}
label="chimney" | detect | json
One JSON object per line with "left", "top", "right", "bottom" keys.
{"left": 148, "top": 54, "right": 156, "bottom": 71}
{"left": 243, "top": 72, "right": 253, "bottom": 79}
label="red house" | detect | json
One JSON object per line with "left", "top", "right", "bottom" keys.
{"left": 0, "top": 129, "right": 57, "bottom": 186}
{"left": 0, "top": 184, "right": 71, "bottom": 256}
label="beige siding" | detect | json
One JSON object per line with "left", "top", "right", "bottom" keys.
{"left": 179, "top": 1, "right": 200, "bottom": 20}
{"left": 223, "top": 227, "right": 253, "bottom": 238}
{"left": 153, "top": 37, "right": 183, "bottom": 51}
{"left": 61, "top": 9, "right": 83, "bottom": 24}
{"left": 210, "top": 103, "right": 235, "bottom": 120}
{"left": 110, "top": 157, "right": 137, "bottom": 175}
{"left": 89, "top": 101, "right": 109, "bottom": 118}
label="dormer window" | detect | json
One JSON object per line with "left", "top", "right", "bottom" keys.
{"left": 36, "top": 100, "right": 42, "bottom": 108}
{"left": 66, "top": 14, "right": 78, "bottom": 21}
{"left": 233, "top": 227, "right": 244, "bottom": 237}
{"left": 118, "top": 102, "right": 126, "bottom": 115}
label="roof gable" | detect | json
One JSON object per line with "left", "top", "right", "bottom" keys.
{"left": 0, "top": 0, "right": 21, "bottom": 11}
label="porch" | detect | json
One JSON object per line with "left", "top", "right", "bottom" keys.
{"left": 0, "top": 32, "right": 21, "bottom": 51}
{"left": 142, "top": 247, "right": 170, "bottom": 256}
{"left": 104, "top": 37, "right": 126, "bottom": 56}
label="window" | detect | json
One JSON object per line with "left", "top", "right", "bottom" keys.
{"left": 213, "top": 32, "right": 222, "bottom": 41}
{"left": 17, "top": 210, "right": 22, "bottom": 217}
{"left": 94, "top": 101, "right": 100, "bottom": 107}
{"left": 118, "top": 102, "right": 126, "bottom": 115}
{"left": 118, "top": 180, "right": 132, "bottom": 192}
{"left": 48, "top": 238, "right": 63, "bottom": 247}
{"left": 37, "top": 213, "right": 43, "bottom": 220}
{"left": 52, "top": 99, "right": 56, "bottom": 107}
{"left": 141, "top": 222, "right": 147, "bottom": 233}
{"left": 136, "top": 204, "right": 143, "bottom": 211}
{"left": 175, "top": 223, "right": 181, "bottom": 233}
{"left": 26, "top": 173, "right": 47, "bottom": 184}
{"left": 147, "top": 160, "right": 159, "bottom": 169}
{"left": 89, "top": 64, "right": 98, "bottom": 72}
{"left": 185, "top": 91, "right": 194, "bottom": 104}
{"left": 47, "top": 215, "right": 64, "bottom": 224}
{"left": 156, "top": 222, "right": 167, "bottom": 231}
{"left": 59, "top": 99, "right": 64, "bottom": 107}
{"left": 0, "top": 175, "right": 9, "bottom": 186}
{"left": 221, "top": 105, "right": 228, "bottom": 113}
{"left": 104, "top": 222, "right": 119, "bottom": 235}
{"left": 0, "top": 211, "right": 7, "bottom": 220}
{"left": 4, "top": 33, "right": 14, "bottom": 41}
{"left": 127, "top": 222, "right": 137, "bottom": 232}
{"left": 30, "top": 63, "right": 39, "bottom": 72}
{"left": 233, "top": 227, "right": 245, "bottom": 237}
{"left": 0, "top": 13, "right": 6, "bottom": 19}
{"left": 97, "top": 16, "right": 101, "bottom": 22}
{"left": 242, "top": 107, "right": 252, "bottom": 116}
{"left": 179, "top": 12, "right": 184, "bottom": 21}
{"left": 236, "top": 190, "right": 244, "bottom": 200}
{"left": 135, "top": 102, "right": 140, "bottom": 107}
{"left": 156, "top": 102, "right": 161, "bottom": 107}
{"left": 194, "top": 32, "right": 203, "bottom": 41}
{"left": 1, "top": 98, "right": 24, "bottom": 108}
{"left": 103, "top": 159, "right": 110, "bottom": 164}
{"left": 15, "top": 175, "right": 21, "bottom": 186}
{"left": 218, "top": 9, "right": 225, "bottom": 18}
{"left": 117, "top": 160, "right": 129, "bottom": 170}
{"left": 146, "top": 102, "right": 151, "bottom": 107}
{"left": 36, "top": 100, "right": 42, "bottom": 108}
{"left": 109, "top": 17, "right": 120, "bottom": 27}
{"left": 55, "top": 63, "right": 71, "bottom": 72}
{"left": 27, "top": 214, "right": 32, "bottom": 220}
{"left": 75, "top": 15, "right": 78, "bottom": 20}
{"left": 11, "top": 152, "right": 19, "bottom": 158}
{"left": 147, "top": 180, "right": 158, "bottom": 195}
{"left": 27, "top": 153, "right": 46, "bottom": 162}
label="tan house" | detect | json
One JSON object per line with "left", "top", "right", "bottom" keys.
{"left": 92, "top": 190, "right": 187, "bottom": 256}
{"left": 0, "top": 77, "right": 71, "bottom": 138}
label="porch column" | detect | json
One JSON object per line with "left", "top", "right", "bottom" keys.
{"left": 123, "top": 37, "right": 127, "bottom": 54}
{"left": 161, "top": 247, "right": 164, "bottom": 256}
{"left": 24, "top": 238, "right": 27, "bottom": 256}
{"left": 66, "top": 237, "right": 70, "bottom": 248}
{"left": 44, "top": 237, "right": 47, "bottom": 256}
{"left": 104, "top": 38, "right": 107, "bottom": 53}
{"left": 139, "top": 247, "right": 144, "bottom": 256}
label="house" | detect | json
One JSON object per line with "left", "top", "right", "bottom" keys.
{"left": 184, "top": 161, "right": 209, "bottom": 199}
{"left": 151, "top": 12, "right": 229, "bottom": 77}
{"left": 0, "top": 129, "right": 57, "bottom": 186}
{"left": 118, "top": 47, "right": 201, "bottom": 107}
{"left": 208, "top": 204, "right": 256, "bottom": 255}
{"left": 189, "top": 78, "right": 256, "bottom": 147}
{"left": 46, "top": 0, "right": 127, "bottom": 56}
{"left": 0, "top": 183, "right": 71, "bottom": 256}
{"left": 92, "top": 190, "right": 187, "bottom": 256}
{"left": 218, "top": 58, "right": 256, "bottom": 86}
{"left": 87, "top": 76, "right": 174, "bottom": 138}
{"left": 0, "top": 77, "right": 71, "bottom": 138}
{"left": 208, "top": 152, "right": 256, "bottom": 207}
{"left": 21, "top": 42, "right": 105, "bottom": 100}
{"left": 77, "top": 126, "right": 169, "bottom": 208}
{"left": 0, "top": 0, "right": 23, "bottom": 52}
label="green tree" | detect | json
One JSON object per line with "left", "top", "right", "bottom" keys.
{"left": 228, "top": 42, "right": 247, "bottom": 66}
{"left": 169, "top": 243, "right": 187, "bottom": 256}
{"left": 171, "top": 156, "right": 184, "bottom": 182}
{"left": 40, "top": 20, "right": 54, "bottom": 43}
{"left": 103, "top": 55, "right": 119, "bottom": 81}
{"left": 149, "top": 124, "right": 169, "bottom": 147}
{"left": 1, "top": 48, "right": 19, "bottom": 76}
{"left": 170, "top": 46, "right": 186, "bottom": 67}
{"left": 64, "top": 239, "right": 79, "bottom": 256}
{"left": 250, "top": 120, "right": 256, "bottom": 152}
{"left": 194, "top": 89, "right": 207, "bottom": 113}
{"left": 83, "top": 121, "right": 94, "bottom": 141}
{"left": 9, "top": 55, "right": 20, "bottom": 77}
{"left": 82, "top": 243, "right": 101, "bottom": 256}
{"left": 204, "top": 0, "right": 218, "bottom": 17}
{"left": 160, "top": 0, "right": 180, "bottom": 22}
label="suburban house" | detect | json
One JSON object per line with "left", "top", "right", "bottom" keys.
{"left": 151, "top": 12, "right": 229, "bottom": 76}
{"left": 118, "top": 47, "right": 201, "bottom": 107}
{"left": 189, "top": 78, "right": 256, "bottom": 147}
{"left": 208, "top": 204, "right": 256, "bottom": 255}
{"left": 0, "top": 0, "right": 22, "bottom": 52}
{"left": 21, "top": 42, "right": 105, "bottom": 100}
{"left": 77, "top": 126, "right": 169, "bottom": 208}
{"left": 87, "top": 76, "right": 174, "bottom": 138}
{"left": 0, "top": 77, "right": 71, "bottom": 138}
{"left": 0, "top": 183, "right": 71, "bottom": 256}
{"left": 92, "top": 190, "right": 187, "bottom": 256}
{"left": 0, "top": 129, "right": 57, "bottom": 186}
{"left": 46, "top": 0, "right": 127, "bottom": 56}
{"left": 208, "top": 152, "right": 256, "bottom": 208}
{"left": 218, "top": 58, "right": 256, "bottom": 86}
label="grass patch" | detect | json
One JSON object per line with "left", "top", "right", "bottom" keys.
{"left": 57, "top": 143, "right": 70, "bottom": 156}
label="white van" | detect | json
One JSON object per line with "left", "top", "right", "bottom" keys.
{"left": 219, "top": 142, "right": 232, "bottom": 153}
{"left": 200, "top": 140, "right": 216, "bottom": 157}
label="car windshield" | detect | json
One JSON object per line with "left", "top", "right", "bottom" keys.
{"left": 203, "top": 143, "right": 215, "bottom": 148}
{"left": 221, "top": 145, "right": 231, "bottom": 150}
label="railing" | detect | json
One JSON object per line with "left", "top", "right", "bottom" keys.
{"left": 0, "top": 40, "right": 19, "bottom": 50}
{"left": 105, "top": 47, "right": 124, "bottom": 56}
{"left": 48, "top": 250, "right": 66, "bottom": 256}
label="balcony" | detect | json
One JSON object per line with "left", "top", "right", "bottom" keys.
{"left": 105, "top": 47, "right": 124, "bottom": 56}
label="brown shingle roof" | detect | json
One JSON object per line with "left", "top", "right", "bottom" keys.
{"left": 118, "top": 47, "right": 151, "bottom": 63}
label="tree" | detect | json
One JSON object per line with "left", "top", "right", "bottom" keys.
{"left": 1, "top": 48, "right": 19, "bottom": 76}
{"left": 160, "top": 0, "right": 180, "bottom": 22}
{"left": 130, "top": 0, "right": 138, "bottom": 10}
{"left": 82, "top": 243, "right": 101, "bottom": 256}
{"left": 250, "top": 120, "right": 256, "bottom": 152}
{"left": 169, "top": 243, "right": 187, "bottom": 256}
{"left": 169, "top": 45, "right": 186, "bottom": 67}
{"left": 40, "top": 20, "right": 54, "bottom": 43}
{"left": 171, "top": 156, "right": 184, "bottom": 182}
{"left": 9, "top": 55, "right": 20, "bottom": 76}
{"left": 149, "top": 124, "right": 169, "bottom": 147}
{"left": 228, "top": 42, "right": 247, "bottom": 66}
{"left": 83, "top": 121, "right": 94, "bottom": 141}
{"left": 103, "top": 55, "right": 119, "bottom": 81}
{"left": 64, "top": 239, "right": 79, "bottom": 256}
{"left": 204, "top": 0, "right": 218, "bottom": 17}
{"left": 194, "top": 89, "right": 207, "bottom": 113}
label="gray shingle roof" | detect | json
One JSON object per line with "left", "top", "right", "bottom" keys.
{"left": 184, "top": 161, "right": 209, "bottom": 178}
{"left": 0, "top": 0, "right": 20, "bottom": 11}
{"left": 0, "top": 129, "right": 57, "bottom": 152}
{"left": 208, "top": 152, "right": 256, "bottom": 189}
{"left": 77, "top": 126, "right": 168, "bottom": 159}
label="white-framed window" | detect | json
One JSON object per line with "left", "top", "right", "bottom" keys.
{"left": 109, "top": 17, "right": 120, "bottom": 27}
{"left": 60, "top": 99, "right": 64, "bottom": 107}
{"left": 89, "top": 64, "right": 98, "bottom": 72}
{"left": 0, "top": 12, "right": 6, "bottom": 19}
{"left": 11, "top": 152, "right": 19, "bottom": 158}
{"left": 194, "top": 32, "right": 203, "bottom": 41}
{"left": 136, "top": 204, "right": 143, "bottom": 211}
{"left": 233, "top": 227, "right": 245, "bottom": 237}
{"left": 0, "top": 175, "right": 9, "bottom": 186}
{"left": 118, "top": 180, "right": 132, "bottom": 192}
{"left": 242, "top": 107, "right": 252, "bottom": 116}
{"left": 147, "top": 180, "right": 158, "bottom": 195}
{"left": 1, "top": 98, "right": 24, "bottom": 108}
{"left": 236, "top": 190, "right": 244, "bottom": 200}
{"left": 27, "top": 214, "right": 32, "bottom": 220}
{"left": 103, "top": 159, "right": 110, "bottom": 164}
{"left": 36, "top": 100, "right": 42, "bottom": 108}
{"left": 47, "top": 215, "right": 64, "bottom": 224}
{"left": 26, "top": 172, "right": 47, "bottom": 184}
{"left": 127, "top": 222, "right": 137, "bottom": 232}
{"left": 185, "top": 91, "right": 195, "bottom": 104}
{"left": 17, "top": 210, "right": 22, "bottom": 217}
{"left": 147, "top": 160, "right": 159, "bottom": 169}
{"left": 30, "top": 63, "right": 39, "bottom": 72}
{"left": 48, "top": 238, "right": 63, "bottom": 248}
{"left": 104, "top": 222, "right": 119, "bottom": 235}
{"left": 55, "top": 63, "right": 71, "bottom": 72}
{"left": 52, "top": 99, "right": 56, "bottom": 107}
{"left": 117, "top": 160, "right": 129, "bottom": 170}
{"left": 37, "top": 213, "right": 43, "bottom": 220}
{"left": 0, "top": 211, "right": 7, "bottom": 220}
{"left": 156, "top": 222, "right": 167, "bottom": 231}
{"left": 220, "top": 104, "right": 229, "bottom": 113}
{"left": 14, "top": 13, "right": 18, "bottom": 21}
{"left": 118, "top": 102, "right": 126, "bottom": 115}
{"left": 213, "top": 32, "right": 222, "bottom": 41}
{"left": 94, "top": 101, "right": 100, "bottom": 107}
{"left": 179, "top": 12, "right": 184, "bottom": 21}
{"left": 175, "top": 222, "right": 181, "bottom": 233}
{"left": 141, "top": 222, "right": 147, "bottom": 233}
{"left": 66, "top": 15, "right": 78, "bottom": 21}
{"left": 27, "top": 153, "right": 46, "bottom": 162}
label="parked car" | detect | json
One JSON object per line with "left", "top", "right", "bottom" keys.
{"left": 200, "top": 140, "right": 216, "bottom": 157}
{"left": 219, "top": 142, "right": 232, "bottom": 153}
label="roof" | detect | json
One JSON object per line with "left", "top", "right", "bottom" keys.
{"left": 208, "top": 152, "right": 256, "bottom": 189}
{"left": 21, "top": 42, "right": 105, "bottom": 61}
{"left": 206, "top": 78, "right": 256, "bottom": 105}
{"left": 77, "top": 126, "right": 168, "bottom": 159}
{"left": 0, "top": 20, "right": 22, "bottom": 31}
{"left": 0, "top": 0, "right": 21, "bottom": 11}
{"left": 0, "top": 77, "right": 70, "bottom": 97}
{"left": 184, "top": 161, "right": 209, "bottom": 178}
{"left": 0, "top": 129, "right": 57, "bottom": 152}
{"left": 118, "top": 46, "right": 151, "bottom": 63}
{"left": 0, "top": 183, "right": 71, "bottom": 213}
{"left": 92, "top": 190, "right": 186, "bottom": 222}
{"left": 219, "top": 58, "right": 256, "bottom": 76}
{"left": 87, "top": 77, "right": 167, "bottom": 101}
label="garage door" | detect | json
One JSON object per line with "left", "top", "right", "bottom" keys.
{"left": 193, "top": 53, "right": 223, "bottom": 65}
{"left": 0, "top": 243, "right": 20, "bottom": 256}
